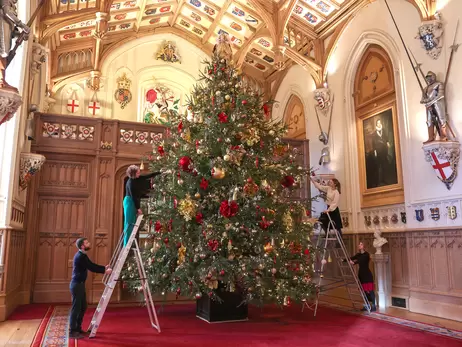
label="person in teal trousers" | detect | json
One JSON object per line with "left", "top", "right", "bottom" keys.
{"left": 123, "top": 165, "right": 161, "bottom": 246}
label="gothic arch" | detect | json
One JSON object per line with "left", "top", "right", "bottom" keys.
{"left": 342, "top": 30, "right": 411, "bottom": 216}
{"left": 353, "top": 44, "right": 404, "bottom": 208}
{"left": 283, "top": 94, "right": 306, "bottom": 139}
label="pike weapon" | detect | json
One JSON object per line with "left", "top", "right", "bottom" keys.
{"left": 6, "top": 0, "right": 46, "bottom": 67}
{"left": 444, "top": 19, "right": 460, "bottom": 90}
{"left": 409, "top": 49, "right": 426, "bottom": 83}
{"left": 383, "top": 0, "right": 425, "bottom": 93}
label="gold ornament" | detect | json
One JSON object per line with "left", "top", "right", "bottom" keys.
{"left": 264, "top": 243, "right": 273, "bottom": 253}
{"left": 244, "top": 181, "right": 259, "bottom": 196}
{"left": 282, "top": 211, "right": 293, "bottom": 232}
{"left": 194, "top": 192, "right": 201, "bottom": 199}
{"left": 178, "top": 244, "right": 186, "bottom": 265}
{"left": 212, "top": 167, "right": 226, "bottom": 179}
{"left": 178, "top": 195, "right": 197, "bottom": 221}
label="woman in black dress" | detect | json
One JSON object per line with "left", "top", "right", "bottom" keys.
{"left": 349, "top": 242, "right": 376, "bottom": 311}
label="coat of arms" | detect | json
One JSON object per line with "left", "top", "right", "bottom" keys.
{"left": 400, "top": 212, "right": 407, "bottom": 224}
{"left": 364, "top": 215, "right": 371, "bottom": 227}
{"left": 416, "top": 19, "right": 444, "bottom": 60}
{"left": 423, "top": 141, "right": 460, "bottom": 190}
{"left": 415, "top": 209, "right": 424, "bottom": 222}
{"left": 144, "top": 82, "right": 180, "bottom": 124}
{"left": 447, "top": 205, "right": 457, "bottom": 220}
{"left": 430, "top": 207, "right": 440, "bottom": 221}
{"left": 313, "top": 88, "right": 332, "bottom": 116}
{"left": 156, "top": 41, "right": 181, "bottom": 63}
{"left": 114, "top": 73, "right": 132, "bottom": 109}
{"left": 391, "top": 213, "right": 398, "bottom": 224}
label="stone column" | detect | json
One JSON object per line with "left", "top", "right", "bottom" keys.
{"left": 371, "top": 253, "right": 392, "bottom": 309}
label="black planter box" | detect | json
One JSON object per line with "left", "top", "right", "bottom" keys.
{"left": 196, "top": 290, "right": 248, "bottom": 323}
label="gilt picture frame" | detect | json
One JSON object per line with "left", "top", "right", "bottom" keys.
{"left": 357, "top": 101, "right": 404, "bottom": 207}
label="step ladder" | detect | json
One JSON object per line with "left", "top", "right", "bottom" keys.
{"left": 303, "top": 213, "right": 371, "bottom": 316}
{"left": 87, "top": 214, "right": 161, "bottom": 338}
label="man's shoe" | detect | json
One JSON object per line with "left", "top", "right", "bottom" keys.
{"left": 69, "top": 332, "right": 84, "bottom": 339}
{"left": 80, "top": 330, "right": 90, "bottom": 335}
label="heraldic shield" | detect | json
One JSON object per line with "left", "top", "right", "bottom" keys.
{"left": 423, "top": 141, "right": 460, "bottom": 190}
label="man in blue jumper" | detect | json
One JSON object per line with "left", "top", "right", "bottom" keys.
{"left": 70, "top": 237, "right": 112, "bottom": 339}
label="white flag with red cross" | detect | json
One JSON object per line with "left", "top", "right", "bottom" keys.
{"left": 67, "top": 99, "right": 80, "bottom": 113}
{"left": 88, "top": 101, "right": 101, "bottom": 116}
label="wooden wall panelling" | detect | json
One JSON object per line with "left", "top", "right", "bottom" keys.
{"left": 447, "top": 230, "right": 462, "bottom": 294}
{"left": 387, "top": 232, "right": 409, "bottom": 296}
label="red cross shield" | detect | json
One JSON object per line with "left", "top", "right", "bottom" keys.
{"left": 88, "top": 101, "right": 101, "bottom": 116}
{"left": 430, "top": 152, "right": 452, "bottom": 183}
{"left": 67, "top": 99, "right": 80, "bottom": 113}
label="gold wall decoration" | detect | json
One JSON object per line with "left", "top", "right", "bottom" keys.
{"left": 114, "top": 73, "right": 132, "bottom": 109}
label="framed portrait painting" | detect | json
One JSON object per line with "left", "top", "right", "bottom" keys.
{"left": 357, "top": 102, "right": 404, "bottom": 207}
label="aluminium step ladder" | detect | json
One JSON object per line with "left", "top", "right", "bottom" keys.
{"left": 87, "top": 214, "right": 160, "bottom": 338}
{"left": 303, "top": 213, "right": 371, "bottom": 316}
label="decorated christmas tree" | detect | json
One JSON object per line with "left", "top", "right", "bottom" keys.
{"left": 124, "top": 37, "right": 316, "bottom": 307}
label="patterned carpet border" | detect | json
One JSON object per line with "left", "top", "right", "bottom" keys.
{"left": 32, "top": 306, "right": 72, "bottom": 347}
{"left": 320, "top": 301, "right": 462, "bottom": 340}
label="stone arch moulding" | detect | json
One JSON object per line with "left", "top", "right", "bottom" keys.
{"left": 274, "top": 84, "right": 309, "bottom": 126}
{"left": 283, "top": 94, "right": 306, "bottom": 140}
{"left": 342, "top": 30, "right": 411, "bottom": 219}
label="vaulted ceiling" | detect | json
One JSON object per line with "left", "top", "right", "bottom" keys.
{"left": 38, "top": 0, "right": 435, "bottom": 94}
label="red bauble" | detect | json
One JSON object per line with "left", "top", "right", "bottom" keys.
{"left": 179, "top": 156, "right": 193, "bottom": 172}
{"left": 196, "top": 212, "right": 203, "bottom": 224}
{"left": 247, "top": 177, "right": 253, "bottom": 183}
{"left": 219, "top": 200, "right": 239, "bottom": 218}
{"left": 164, "top": 237, "right": 169, "bottom": 244}
{"left": 304, "top": 249, "right": 310, "bottom": 256}
{"left": 200, "top": 177, "right": 209, "bottom": 190}
{"left": 154, "top": 221, "right": 162, "bottom": 232}
{"left": 242, "top": 100, "right": 248, "bottom": 106}
{"left": 220, "top": 270, "right": 225, "bottom": 276}
{"left": 218, "top": 112, "right": 228, "bottom": 123}
{"left": 157, "top": 145, "right": 165, "bottom": 156}
{"left": 281, "top": 175, "right": 295, "bottom": 188}
{"left": 208, "top": 239, "right": 219, "bottom": 251}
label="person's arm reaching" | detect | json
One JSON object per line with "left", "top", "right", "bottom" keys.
{"left": 310, "top": 177, "right": 328, "bottom": 192}
{"left": 85, "top": 256, "right": 106, "bottom": 274}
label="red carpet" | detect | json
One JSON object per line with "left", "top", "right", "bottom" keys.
{"left": 7, "top": 304, "right": 51, "bottom": 320}
{"left": 76, "top": 304, "right": 461, "bottom": 347}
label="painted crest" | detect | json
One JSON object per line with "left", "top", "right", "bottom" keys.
{"left": 313, "top": 88, "right": 332, "bottom": 116}
{"left": 415, "top": 209, "right": 424, "bottom": 222}
{"left": 144, "top": 82, "right": 180, "bottom": 124}
{"left": 114, "top": 73, "right": 132, "bottom": 109}
{"left": 391, "top": 213, "right": 398, "bottom": 224}
{"left": 400, "top": 212, "right": 407, "bottom": 224}
{"left": 88, "top": 101, "right": 100, "bottom": 116}
{"left": 423, "top": 141, "right": 460, "bottom": 190}
{"left": 342, "top": 216, "right": 349, "bottom": 228}
{"left": 447, "top": 205, "right": 457, "bottom": 220}
{"left": 415, "top": 19, "right": 444, "bottom": 60}
{"left": 430, "top": 207, "right": 440, "bottom": 221}
{"left": 19, "top": 153, "right": 46, "bottom": 191}
{"left": 364, "top": 215, "right": 371, "bottom": 227}
{"left": 156, "top": 41, "right": 181, "bottom": 63}
{"left": 382, "top": 215, "right": 389, "bottom": 223}
{"left": 66, "top": 99, "right": 79, "bottom": 113}
{"left": 373, "top": 215, "right": 380, "bottom": 225}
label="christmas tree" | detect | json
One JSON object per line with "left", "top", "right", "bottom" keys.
{"left": 124, "top": 39, "right": 316, "bottom": 307}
